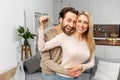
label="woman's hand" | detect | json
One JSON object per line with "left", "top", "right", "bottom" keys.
{"left": 39, "top": 15, "right": 49, "bottom": 29}
{"left": 67, "top": 64, "right": 83, "bottom": 78}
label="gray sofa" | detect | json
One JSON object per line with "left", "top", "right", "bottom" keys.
{"left": 23, "top": 54, "right": 120, "bottom": 80}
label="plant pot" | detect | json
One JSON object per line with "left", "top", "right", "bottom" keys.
{"left": 24, "top": 39, "right": 29, "bottom": 45}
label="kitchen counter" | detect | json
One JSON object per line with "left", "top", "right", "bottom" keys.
{"left": 95, "top": 39, "right": 120, "bottom": 46}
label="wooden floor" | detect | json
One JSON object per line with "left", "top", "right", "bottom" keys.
{"left": 0, "top": 67, "right": 17, "bottom": 80}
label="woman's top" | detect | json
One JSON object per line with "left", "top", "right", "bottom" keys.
{"left": 39, "top": 29, "right": 95, "bottom": 77}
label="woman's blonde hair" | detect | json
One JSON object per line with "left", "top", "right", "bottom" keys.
{"left": 78, "top": 11, "right": 95, "bottom": 57}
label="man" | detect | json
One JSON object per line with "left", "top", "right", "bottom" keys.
{"left": 38, "top": 7, "right": 80, "bottom": 80}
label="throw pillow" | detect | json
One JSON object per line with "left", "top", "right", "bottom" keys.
{"left": 24, "top": 53, "right": 41, "bottom": 74}
{"left": 94, "top": 60, "right": 120, "bottom": 80}
{"left": 105, "top": 58, "right": 120, "bottom": 80}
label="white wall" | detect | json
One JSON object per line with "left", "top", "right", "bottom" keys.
{"left": 0, "top": 0, "right": 53, "bottom": 74}
{"left": 53, "top": 0, "right": 90, "bottom": 25}
{"left": 53, "top": 0, "right": 71, "bottom": 25}
{"left": 69, "top": 0, "right": 120, "bottom": 24}
{"left": 70, "top": 0, "right": 89, "bottom": 12}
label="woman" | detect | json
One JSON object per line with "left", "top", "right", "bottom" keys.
{"left": 38, "top": 11, "right": 95, "bottom": 80}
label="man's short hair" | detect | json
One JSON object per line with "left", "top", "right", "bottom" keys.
{"left": 59, "top": 7, "right": 78, "bottom": 19}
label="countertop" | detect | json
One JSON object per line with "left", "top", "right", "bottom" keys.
{"left": 95, "top": 39, "right": 120, "bottom": 46}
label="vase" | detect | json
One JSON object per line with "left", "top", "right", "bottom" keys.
{"left": 24, "top": 39, "right": 29, "bottom": 45}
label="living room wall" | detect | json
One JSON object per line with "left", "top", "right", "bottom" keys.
{"left": 0, "top": 0, "right": 53, "bottom": 74}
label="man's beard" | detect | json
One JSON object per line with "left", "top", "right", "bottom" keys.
{"left": 61, "top": 23, "right": 76, "bottom": 36}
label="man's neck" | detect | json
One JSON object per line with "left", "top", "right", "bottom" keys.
{"left": 55, "top": 24, "right": 62, "bottom": 34}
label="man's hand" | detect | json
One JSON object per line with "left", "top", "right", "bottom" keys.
{"left": 67, "top": 64, "right": 83, "bottom": 78}
{"left": 39, "top": 15, "right": 49, "bottom": 29}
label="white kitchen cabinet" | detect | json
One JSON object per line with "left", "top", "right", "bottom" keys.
{"left": 109, "top": 0, "right": 120, "bottom": 24}
{"left": 89, "top": 0, "right": 120, "bottom": 24}
{"left": 89, "top": 0, "right": 109, "bottom": 24}
{"left": 105, "top": 46, "right": 120, "bottom": 59}
{"left": 94, "top": 45, "right": 105, "bottom": 58}
{"left": 95, "top": 45, "right": 120, "bottom": 59}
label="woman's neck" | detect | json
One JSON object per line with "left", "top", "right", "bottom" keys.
{"left": 72, "top": 32, "right": 85, "bottom": 41}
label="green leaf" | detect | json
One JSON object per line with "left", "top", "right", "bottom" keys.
{"left": 17, "top": 26, "right": 36, "bottom": 40}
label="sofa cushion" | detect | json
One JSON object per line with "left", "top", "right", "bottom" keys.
{"left": 84, "top": 69, "right": 92, "bottom": 74}
{"left": 80, "top": 73, "right": 91, "bottom": 80}
{"left": 24, "top": 53, "right": 41, "bottom": 74}
{"left": 92, "top": 56, "right": 104, "bottom": 75}
{"left": 94, "top": 60, "right": 120, "bottom": 80}
{"left": 83, "top": 59, "right": 93, "bottom": 74}
{"left": 25, "top": 72, "right": 42, "bottom": 80}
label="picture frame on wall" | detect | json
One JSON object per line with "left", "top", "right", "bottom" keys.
{"left": 34, "top": 12, "right": 48, "bottom": 54}
{"left": 25, "top": 9, "right": 49, "bottom": 55}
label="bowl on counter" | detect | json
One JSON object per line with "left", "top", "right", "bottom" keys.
{"left": 110, "top": 33, "right": 118, "bottom": 38}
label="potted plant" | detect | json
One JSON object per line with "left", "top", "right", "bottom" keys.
{"left": 17, "top": 26, "right": 36, "bottom": 45}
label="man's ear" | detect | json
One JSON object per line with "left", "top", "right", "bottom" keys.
{"left": 59, "top": 17, "right": 62, "bottom": 23}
